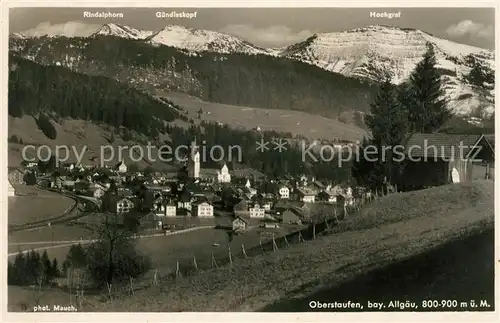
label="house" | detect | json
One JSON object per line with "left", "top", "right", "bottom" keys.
{"left": 311, "top": 181, "right": 325, "bottom": 191}
{"left": 316, "top": 190, "right": 337, "bottom": 203}
{"left": 403, "top": 133, "right": 495, "bottom": 189}
{"left": 165, "top": 202, "right": 177, "bottom": 217}
{"left": 281, "top": 207, "right": 302, "bottom": 224}
{"left": 278, "top": 185, "right": 290, "bottom": 199}
{"left": 25, "top": 162, "right": 38, "bottom": 169}
{"left": 8, "top": 168, "right": 25, "bottom": 185}
{"left": 217, "top": 164, "right": 231, "bottom": 183}
{"left": 91, "top": 187, "right": 105, "bottom": 199}
{"left": 231, "top": 168, "right": 267, "bottom": 184}
{"left": 177, "top": 190, "right": 192, "bottom": 211}
{"left": 249, "top": 203, "right": 266, "bottom": 218}
{"left": 156, "top": 200, "right": 177, "bottom": 217}
{"left": 62, "top": 180, "right": 76, "bottom": 191}
{"left": 233, "top": 198, "right": 250, "bottom": 217}
{"left": 263, "top": 222, "right": 280, "bottom": 229}
{"left": 8, "top": 179, "right": 16, "bottom": 197}
{"left": 296, "top": 187, "right": 316, "bottom": 203}
{"left": 116, "top": 160, "right": 127, "bottom": 174}
{"left": 232, "top": 216, "right": 249, "bottom": 232}
{"left": 193, "top": 201, "right": 214, "bottom": 217}
{"left": 243, "top": 186, "right": 257, "bottom": 199}
{"left": 63, "top": 163, "right": 75, "bottom": 172}
{"left": 261, "top": 200, "right": 272, "bottom": 211}
{"left": 116, "top": 198, "right": 134, "bottom": 214}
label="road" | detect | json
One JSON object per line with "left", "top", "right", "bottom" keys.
{"left": 7, "top": 226, "right": 214, "bottom": 257}
{"left": 9, "top": 188, "right": 101, "bottom": 233}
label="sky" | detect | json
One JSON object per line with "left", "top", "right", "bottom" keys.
{"left": 9, "top": 7, "right": 495, "bottom": 49}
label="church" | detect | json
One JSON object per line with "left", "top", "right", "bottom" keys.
{"left": 187, "top": 139, "right": 231, "bottom": 184}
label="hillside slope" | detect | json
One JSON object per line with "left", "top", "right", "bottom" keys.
{"left": 85, "top": 181, "right": 493, "bottom": 311}
{"left": 11, "top": 24, "right": 493, "bottom": 117}
{"left": 8, "top": 56, "right": 183, "bottom": 169}
{"left": 9, "top": 33, "right": 377, "bottom": 119}
{"left": 162, "top": 92, "right": 368, "bottom": 142}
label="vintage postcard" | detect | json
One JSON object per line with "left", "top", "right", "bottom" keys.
{"left": 2, "top": 1, "right": 498, "bottom": 321}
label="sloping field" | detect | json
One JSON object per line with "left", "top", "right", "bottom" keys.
{"left": 163, "top": 92, "right": 368, "bottom": 142}
{"left": 8, "top": 115, "right": 176, "bottom": 170}
{"left": 8, "top": 186, "right": 76, "bottom": 226}
{"left": 79, "top": 180, "right": 493, "bottom": 311}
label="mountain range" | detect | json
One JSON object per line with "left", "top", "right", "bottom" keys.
{"left": 9, "top": 23, "right": 495, "bottom": 118}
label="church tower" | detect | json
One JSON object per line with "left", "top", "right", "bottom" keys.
{"left": 187, "top": 138, "right": 200, "bottom": 179}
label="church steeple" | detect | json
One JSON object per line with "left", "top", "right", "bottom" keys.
{"left": 187, "top": 136, "right": 200, "bottom": 179}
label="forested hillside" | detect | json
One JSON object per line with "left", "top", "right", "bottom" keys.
{"left": 8, "top": 55, "right": 353, "bottom": 180}
{"left": 9, "top": 55, "right": 182, "bottom": 138}
{"left": 10, "top": 36, "right": 378, "bottom": 118}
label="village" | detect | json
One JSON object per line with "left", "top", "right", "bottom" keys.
{"left": 8, "top": 139, "right": 361, "bottom": 238}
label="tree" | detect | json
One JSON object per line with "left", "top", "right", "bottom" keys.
{"left": 85, "top": 239, "right": 151, "bottom": 287}
{"left": 123, "top": 211, "right": 141, "bottom": 233}
{"left": 63, "top": 244, "right": 87, "bottom": 276}
{"left": 35, "top": 114, "right": 57, "bottom": 140}
{"left": 83, "top": 214, "right": 148, "bottom": 286}
{"left": 50, "top": 258, "right": 61, "bottom": 279}
{"left": 355, "top": 73, "right": 408, "bottom": 187}
{"left": 9, "top": 253, "right": 27, "bottom": 285}
{"left": 405, "top": 43, "right": 451, "bottom": 133}
{"left": 7, "top": 261, "right": 16, "bottom": 285}
{"left": 466, "top": 58, "right": 494, "bottom": 90}
{"left": 127, "top": 163, "right": 139, "bottom": 173}
{"left": 25, "top": 250, "right": 43, "bottom": 285}
{"left": 41, "top": 250, "right": 52, "bottom": 284}
{"left": 143, "top": 166, "right": 154, "bottom": 177}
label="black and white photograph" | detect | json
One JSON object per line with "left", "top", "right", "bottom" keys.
{"left": 5, "top": 4, "right": 496, "bottom": 314}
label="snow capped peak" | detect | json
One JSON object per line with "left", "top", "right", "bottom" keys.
{"left": 279, "top": 24, "right": 495, "bottom": 116}
{"left": 10, "top": 32, "right": 27, "bottom": 39}
{"left": 93, "top": 23, "right": 153, "bottom": 40}
{"left": 147, "top": 24, "right": 270, "bottom": 55}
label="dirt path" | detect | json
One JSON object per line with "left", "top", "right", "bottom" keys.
{"left": 7, "top": 226, "right": 214, "bottom": 257}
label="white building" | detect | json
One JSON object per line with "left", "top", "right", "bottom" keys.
{"left": 194, "top": 202, "right": 214, "bottom": 217}
{"left": 262, "top": 201, "right": 272, "bottom": 211}
{"left": 116, "top": 198, "right": 134, "bottom": 214}
{"left": 117, "top": 160, "right": 127, "bottom": 173}
{"left": 249, "top": 203, "right": 266, "bottom": 218}
{"left": 156, "top": 202, "right": 177, "bottom": 217}
{"left": 187, "top": 139, "right": 201, "bottom": 179}
{"left": 278, "top": 185, "right": 290, "bottom": 199}
{"left": 8, "top": 179, "right": 16, "bottom": 197}
{"left": 92, "top": 187, "right": 105, "bottom": 199}
{"left": 217, "top": 164, "right": 231, "bottom": 183}
{"left": 165, "top": 204, "right": 177, "bottom": 217}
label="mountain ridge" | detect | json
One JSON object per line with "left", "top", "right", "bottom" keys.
{"left": 10, "top": 23, "right": 495, "bottom": 117}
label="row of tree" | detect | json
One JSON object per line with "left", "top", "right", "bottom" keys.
{"left": 8, "top": 250, "right": 61, "bottom": 286}
{"left": 8, "top": 216, "right": 152, "bottom": 289}
{"left": 9, "top": 55, "right": 180, "bottom": 138}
